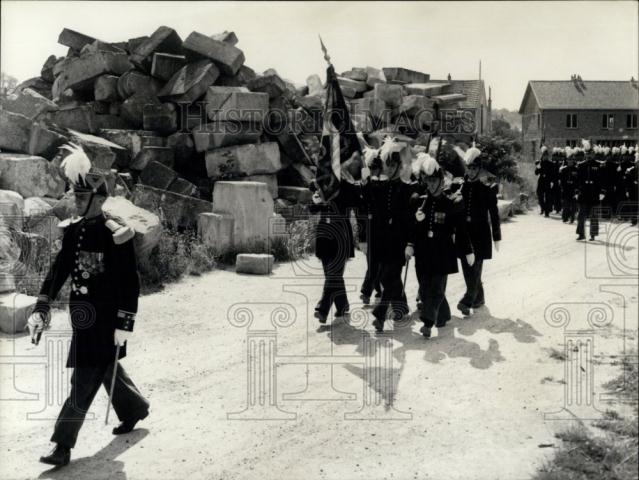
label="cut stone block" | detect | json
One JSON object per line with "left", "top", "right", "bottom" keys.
{"left": 366, "top": 67, "right": 386, "bottom": 88}
{"left": 374, "top": 83, "right": 404, "bottom": 107}
{"left": 94, "top": 74, "right": 120, "bottom": 102}
{"left": 28, "top": 124, "right": 69, "bottom": 159}
{"left": 127, "top": 36, "right": 149, "bottom": 54}
{"left": 23, "top": 196, "right": 61, "bottom": 243}
{"left": 192, "top": 122, "right": 262, "bottom": 151}
{"left": 216, "top": 65, "right": 257, "bottom": 87}
{"left": 50, "top": 106, "right": 98, "bottom": 133}
{"left": 166, "top": 132, "right": 196, "bottom": 171}
{"left": 247, "top": 74, "right": 287, "bottom": 99}
{"left": 132, "top": 184, "right": 212, "bottom": 230}
{"left": 41, "top": 55, "right": 61, "bottom": 83}
{"left": 382, "top": 68, "right": 430, "bottom": 84}
{"left": 117, "top": 70, "right": 161, "bottom": 99}
{"left": 405, "top": 83, "right": 448, "bottom": 96}
{"left": 398, "top": 95, "right": 436, "bottom": 117}
{"left": 66, "top": 129, "right": 130, "bottom": 170}
{"left": 337, "top": 77, "right": 367, "bottom": 93}
{"left": 0, "top": 88, "right": 59, "bottom": 119}
{"left": 277, "top": 186, "right": 312, "bottom": 204}
{"left": 168, "top": 177, "right": 199, "bottom": 197}
{"left": 130, "top": 26, "right": 183, "bottom": 71}
{"left": 349, "top": 97, "right": 389, "bottom": 123}
{"left": 57, "top": 52, "right": 133, "bottom": 92}
{"left": 198, "top": 212, "right": 234, "bottom": 253}
{"left": 0, "top": 154, "right": 65, "bottom": 198}
{"left": 183, "top": 31, "right": 245, "bottom": 76}
{"left": 159, "top": 60, "right": 220, "bottom": 104}
{"left": 497, "top": 199, "right": 513, "bottom": 221}
{"left": 212, "top": 181, "right": 275, "bottom": 249}
{"left": 296, "top": 95, "right": 324, "bottom": 111}
{"left": 205, "top": 142, "right": 281, "bottom": 179}
{"left": 151, "top": 53, "right": 186, "bottom": 82}
{"left": 210, "top": 31, "right": 238, "bottom": 46}
{"left": 139, "top": 161, "right": 178, "bottom": 190}
{"left": 341, "top": 68, "right": 367, "bottom": 81}
{"left": 143, "top": 103, "right": 177, "bottom": 135}
{"left": 205, "top": 87, "right": 269, "bottom": 122}
{"left": 432, "top": 93, "right": 467, "bottom": 104}
{"left": 80, "top": 40, "right": 126, "bottom": 55}
{"left": 0, "top": 292, "right": 37, "bottom": 334}
{"left": 99, "top": 129, "right": 164, "bottom": 161}
{"left": 130, "top": 146, "right": 174, "bottom": 171}
{"left": 58, "top": 28, "right": 97, "bottom": 52}
{"left": 276, "top": 129, "right": 309, "bottom": 164}
{"left": 120, "top": 91, "right": 161, "bottom": 129}
{"left": 0, "top": 189, "right": 24, "bottom": 231}
{"left": 236, "top": 253, "right": 274, "bottom": 275}
{"left": 236, "top": 174, "right": 278, "bottom": 199}
{"left": 102, "top": 195, "right": 161, "bottom": 260}
{"left": 15, "top": 77, "right": 53, "bottom": 100}
{"left": 0, "top": 110, "right": 33, "bottom": 152}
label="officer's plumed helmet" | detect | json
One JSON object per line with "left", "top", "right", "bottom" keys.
{"left": 412, "top": 152, "right": 442, "bottom": 178}
{"left": 60, "top": 143, "right": 108, "bottom": 196}
{"left": 581, "top": 139, "right": 591, "bottom": 151}
{"left": 379, "top": 136, "right": 403, "bottom": 164}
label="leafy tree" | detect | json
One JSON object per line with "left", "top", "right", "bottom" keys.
{"left": 477, "top": 134, "right": 521, "bottom": 184}
{"left": 0, "top": 71, "right": 19, "bottom": 96}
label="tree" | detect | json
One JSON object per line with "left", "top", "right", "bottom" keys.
{"left": 476, "top": 134, "right": 521, "bottom": 184}
{"left": 0, "top": 71, "right": 19, "bottom": 96}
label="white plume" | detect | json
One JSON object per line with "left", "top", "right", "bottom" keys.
{"left": 612, "top": 146, "right": 621, "bottom": 155}
{"left": 362, "top": 145, "right": 380, "bottom": 168}
{"left": 581, "top": 139, "right": 591, "bottom": 151}
{"left": 565, "top": 146, "right": 573, "bottom": 158}
{"left": 412, "top": 152, "right": 440, "bottom": 177}
{"left": 379, "top": 136, "right": 404, "bottom": 162}
{"left": 603, "top": 146, "right": 611, "bottom": 155}
{"left": 540, "top": 145, "right": 548, "bottom": 154}
{"left": 453, "top": 142, "right": 482, "bottom": 165}
{"left": 59, "top": 143, "right": 91, "bottom": 184}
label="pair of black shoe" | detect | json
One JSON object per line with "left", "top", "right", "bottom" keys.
{"left": 40, "top": 413, "right": 148, "bottom": 467}
{"left": 314, "top": 310, "right": 349, "bottom": 325}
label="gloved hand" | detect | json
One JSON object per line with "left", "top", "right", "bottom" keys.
{"left": 466, "top": 253, "right": 476, "bottom": 267}
{"left": 312, "top": 192, "right": 322, "bottom": 204}
{"left": 361, "top": 166, "right": 371, "bottom": 183}
{"left": 27, "top": 312, "right": 45, "bottom": 345}
{"left": 549, "top": 182, "right": 554, "bottom": 189}
{"left": 358, "top": 242, "right": 367, "bottom": 253}
{"left": 114, "top": 329, "right": 132, "bottom": 346}
{"left": 599, "top": 193, "right": 605, "bottom": 201}
{"left": 405, "top": 245, "right": 414, "bottom": 261}
{"left": 415, "top": 210, "right": 426, "bottom": 222}
{"left": 494, "top": 240, "right": 500, "bottom": 252}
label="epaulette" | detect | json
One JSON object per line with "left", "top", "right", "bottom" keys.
{"left": 57, "top": 217, "right": 83, "bottom": 230}
{"left": 105, "top": 218, "right": 135, "bottom": 245}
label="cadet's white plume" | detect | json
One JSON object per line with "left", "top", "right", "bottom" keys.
{"left": 565, "top": 146, "right": 573, "bottom": 158}
{"left": 581, "top": 139, "right": 591, "bottom": 151}
{"left": 379, "top": 136, "right": 404, "bottom": 161}
{"left": 59, "top": 143, "right": 91, "bottom": 185}
{"left": 612, "top": 146, "right": 621, "bottom": 155}
{"left": 453, "top": 142, "right": 482, "bottom": 165}
{"left": 540, "top": 145, "right": 548, "bottom": 154}
{"left": 412, "top": 152, "right": 440, "bottom": 176}
{"left": 621, "top": 145, "right": 628, "bottom": 155}
{"left": 603, "top": 146, "right": 611, "bottom": 156}
{"left": 362, "top": 145, "right": 380, "bottom": 168}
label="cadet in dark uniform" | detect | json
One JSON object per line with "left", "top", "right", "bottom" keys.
{"left": 535, "top": 146, "right": 554, "bottom": 217}
{"left": 310, "top": 152, "right": 363, "bottom": 324}
{"left": 362, "top": 138, "right": 414, "bottom": 332}
{"left": 575, "top": 140, "right": 605, "bottom": 241}
{"left": 27, "top": 145, "right": 149, "bottom": 467}
{"left": 603, "top": 146, "right": 624, "bottom": 219}
{"left": 550, "top": 148, "right": 563, "bottom": 214}
{"left": 624, "top": 147, "right": 638, "bottom": 226}
{"left": 406, "top": 152, "right": 474, "bottom": 338}
{"left": 455, "top": 146, "right": 501, "bottom": 316}
{"left": 558, "top": 147, "right": 579, "bottom": 223}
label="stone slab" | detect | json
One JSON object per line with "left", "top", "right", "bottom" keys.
{"left": 132, "top": 184, "right": 213, "bottom": 230}
{"left": 0, "top": 154, "right": 65, "bottom": 198}
{"left": 0, "top": 292, "right": 37, "bottom": 334}
{"left": 130, "top": 26, "right": 183, "bottom": 71}
{"left": 382, "top": 68, "right": 430, "bottom": 84}
{"left": 247, "top": 74, "right": 287, "bottom": 99}
{"left": 192, "top": 122, "right": 262, "bottom": 151}
{"left": 235, "top": 253, "right": 274, "bottom": 275}
{"left": 205, "top": 142, "right": 281, "bottom": 179}
{"left": 158, "top": 59, "right": 219, "bottom": 104}
{"left": 205, "top": 88, "right": 269, "bottom": 122}
{"left": 0, "top": 110, "right": 32, "bottom": 153}
{"left": 151, "top": 53, "right": 186, "bottom": 82}
{"left": 198, "top": 212, "right": 234, "bottom": 253}
{"left": 183, "top": 31, "right": 245, "bottom": 76}
{"left": 57, "top": 51, "right": 133, "bottom": 92}
{"left": 0, "top": 88, "right": 59, "bottom": 119}
{"left": 139, "top": 161, "right": 178, "bottom": 190}
{"left": 130, "top": 146, "right": 174, "bottom": 171}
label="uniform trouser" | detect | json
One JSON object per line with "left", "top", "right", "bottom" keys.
{"left": 561, "top": 197, "right": 577, "bottom": 222}
{"left": 537, "top": 186, "right": 552, "bottom": 215}
{"left": 316, "top": 256, "right": 349, "bottom": 316}
{"left": 360, "top": 253, "right": 382, "bottom": 298}
{"left": 576, "top": 202, "right": 600, "bottom": 238}
{"left": 553, "top": 185, "right": 562, "bottom": 212}
{"left": 459, "top": 258, "right": 485, "bottom": 308}
{"left": 415, "top": 266, "right": 450, "bottom": 328}
{"left": 51, "top": 362, "right": 149, "bottom": 449}
{"left": 372, "top": 259, "right": 408, "bottom": 323}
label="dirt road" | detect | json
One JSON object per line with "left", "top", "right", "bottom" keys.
{"left": 1, "top": 212, "right": 637, "bottom": 480}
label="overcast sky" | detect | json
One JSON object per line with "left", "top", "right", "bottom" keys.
{"left": 1, "top": 1, "right": 637, "bottom": 110}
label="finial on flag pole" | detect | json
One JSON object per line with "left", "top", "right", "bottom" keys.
{"left": 319, "top": 35, "right": 332, "bottom": 66}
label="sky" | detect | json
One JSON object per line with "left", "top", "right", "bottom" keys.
{"left": 1, "top": 1, "right": 637, "bottom": 110}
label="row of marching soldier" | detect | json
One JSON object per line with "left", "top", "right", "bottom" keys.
{"left": 535, "top": 140, "right": 639, "bottom": 240}
{"left": 309, "top": 134, "right": 501, "bottom": 338}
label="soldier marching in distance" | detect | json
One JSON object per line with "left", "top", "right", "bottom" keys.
{"left": 575, "top": 139, "right": 605, "bottom": 241}
{"left": 558, "top": 147, "right": 579, "bottom": 224}
{"left": 535, "top": 145, "right": 554, "bottom": 217}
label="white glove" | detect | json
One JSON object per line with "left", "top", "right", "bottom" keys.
{"left": 114, "top": 329, "right": 132, "bottom": 346}
{"left": 415, "top": 210, "right": 426, "bottom": 222}
{"left": 312, "top": 192, "right": 322, "bottom": 204}
{"left": 361, "top": 166, "right": 371, "bottom": 183}
{"left": 405, "top": 245, "right": 414, "bottom": 261}
{"left": 494, "top": 240, "right": 500, "bottom": 252}
{"left": 358, "top": 242, "right": 367, "bottom": 253}
{"left": 599, "top": 193, "right": 605, "bottom": 201}
{"left": 466, "top": 253, "right": 475, "bottom": 267}
{"left": 549, "top": 182, "right": 554, "bottom": 189}
{"left": 27, "top": 312, "right": 45, "bottom": 345}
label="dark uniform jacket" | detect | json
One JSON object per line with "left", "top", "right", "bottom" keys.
{"left": 625, "top": 163, "right": 638, "bottom": 201}
{"left": 604, "top": 157, "right": 624, "bottom": 201}
{"left": 535, "top": 157, "right": 555, "bottom": 189}
{"left": 410, "top": 189, "right": 473, "bottom": 275}
{"left": 361, "top": 178, "right": 415, "bottom": 264}
{"left": 459, "top": 179, "right": 501, "bottom": 260}
{"left": 310, "top": 181, "right": 362, "bottom": 262}
{"left": 559, "top": 163, "right": 578, "bottom": 200}
{"left": 576, "top": 158, "right": 604, "bottom": 204}
{"left": 34, "top": 215, "right": 140, "bottom": 368}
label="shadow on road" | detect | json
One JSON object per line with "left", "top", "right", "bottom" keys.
{"left": 38, "top": 428, "right": 149, "bottom": 480}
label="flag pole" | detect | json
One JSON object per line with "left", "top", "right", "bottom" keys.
{"left": 318, "top": 35, "right": 332, "bottom": 67}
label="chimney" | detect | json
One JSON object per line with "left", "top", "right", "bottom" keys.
{"left": 487, "top": 86, "right": 492, "bottom": 133}
{"left": 447, "top": 73, "right": 451, "bottom": 81}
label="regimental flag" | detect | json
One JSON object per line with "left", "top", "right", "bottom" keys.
{"left": 315, "top": 63, "right": 361, "bottom": 201}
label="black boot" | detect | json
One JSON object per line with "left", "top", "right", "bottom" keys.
{"left": 113, "top": 411, "right": 148, "bottom": 435}
{"left": 457, "top": 301, "right": 471, "bottom": 316}
{"left": 40, "top": 444, "right": 70, "bottom": 466}
{"left": 372, "top": 318, "right": 384, "bottom": 333}
{"left": 314, "top": 310, "right": 327, "bottom": 324}
{"left": 420, "top": 325, "right": 432, "bottom": 338}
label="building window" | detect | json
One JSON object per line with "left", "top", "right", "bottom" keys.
{"left": 566, "top": 140, "right": 577, "bottom": 147}
{"left": 602, "top": 114, "right": 614, "bottom": 129}
{"left": 566, "top": 113, "right": 577, "bottom": 129}
{"left": 537, "top": 114, "right": 541, "bottom": 129}
{"left": 627, "top": 113, "right": 638, "bottom": 129}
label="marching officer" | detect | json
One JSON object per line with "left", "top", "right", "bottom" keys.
{"left": 406, "top": 152, "right": 474, "bottom": 338}
{"left": 362, "top": 137, "right": 415, "bottom": 333}
{"left": 603, "top": 146, "right": 624, "bottom": 219}
{"left": 27, "top": 144, "right": 149, "bottom": 467}
{"left": 550, "top": 147, "right": 563, "bottom": 214}
{"left": 575, "top": 140, "right": 605, "bottom": 241}
{"left": 535, "top": 146, "right": 554, "bottom": 217}
{"left": 310, "top": 152, "right": 363, "bottom": 324}
{"left": 455, "top": 145, "right": 501, "bottom": 316}
{"left": 558, "top": 147, "right": 579, "bottom": 223}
